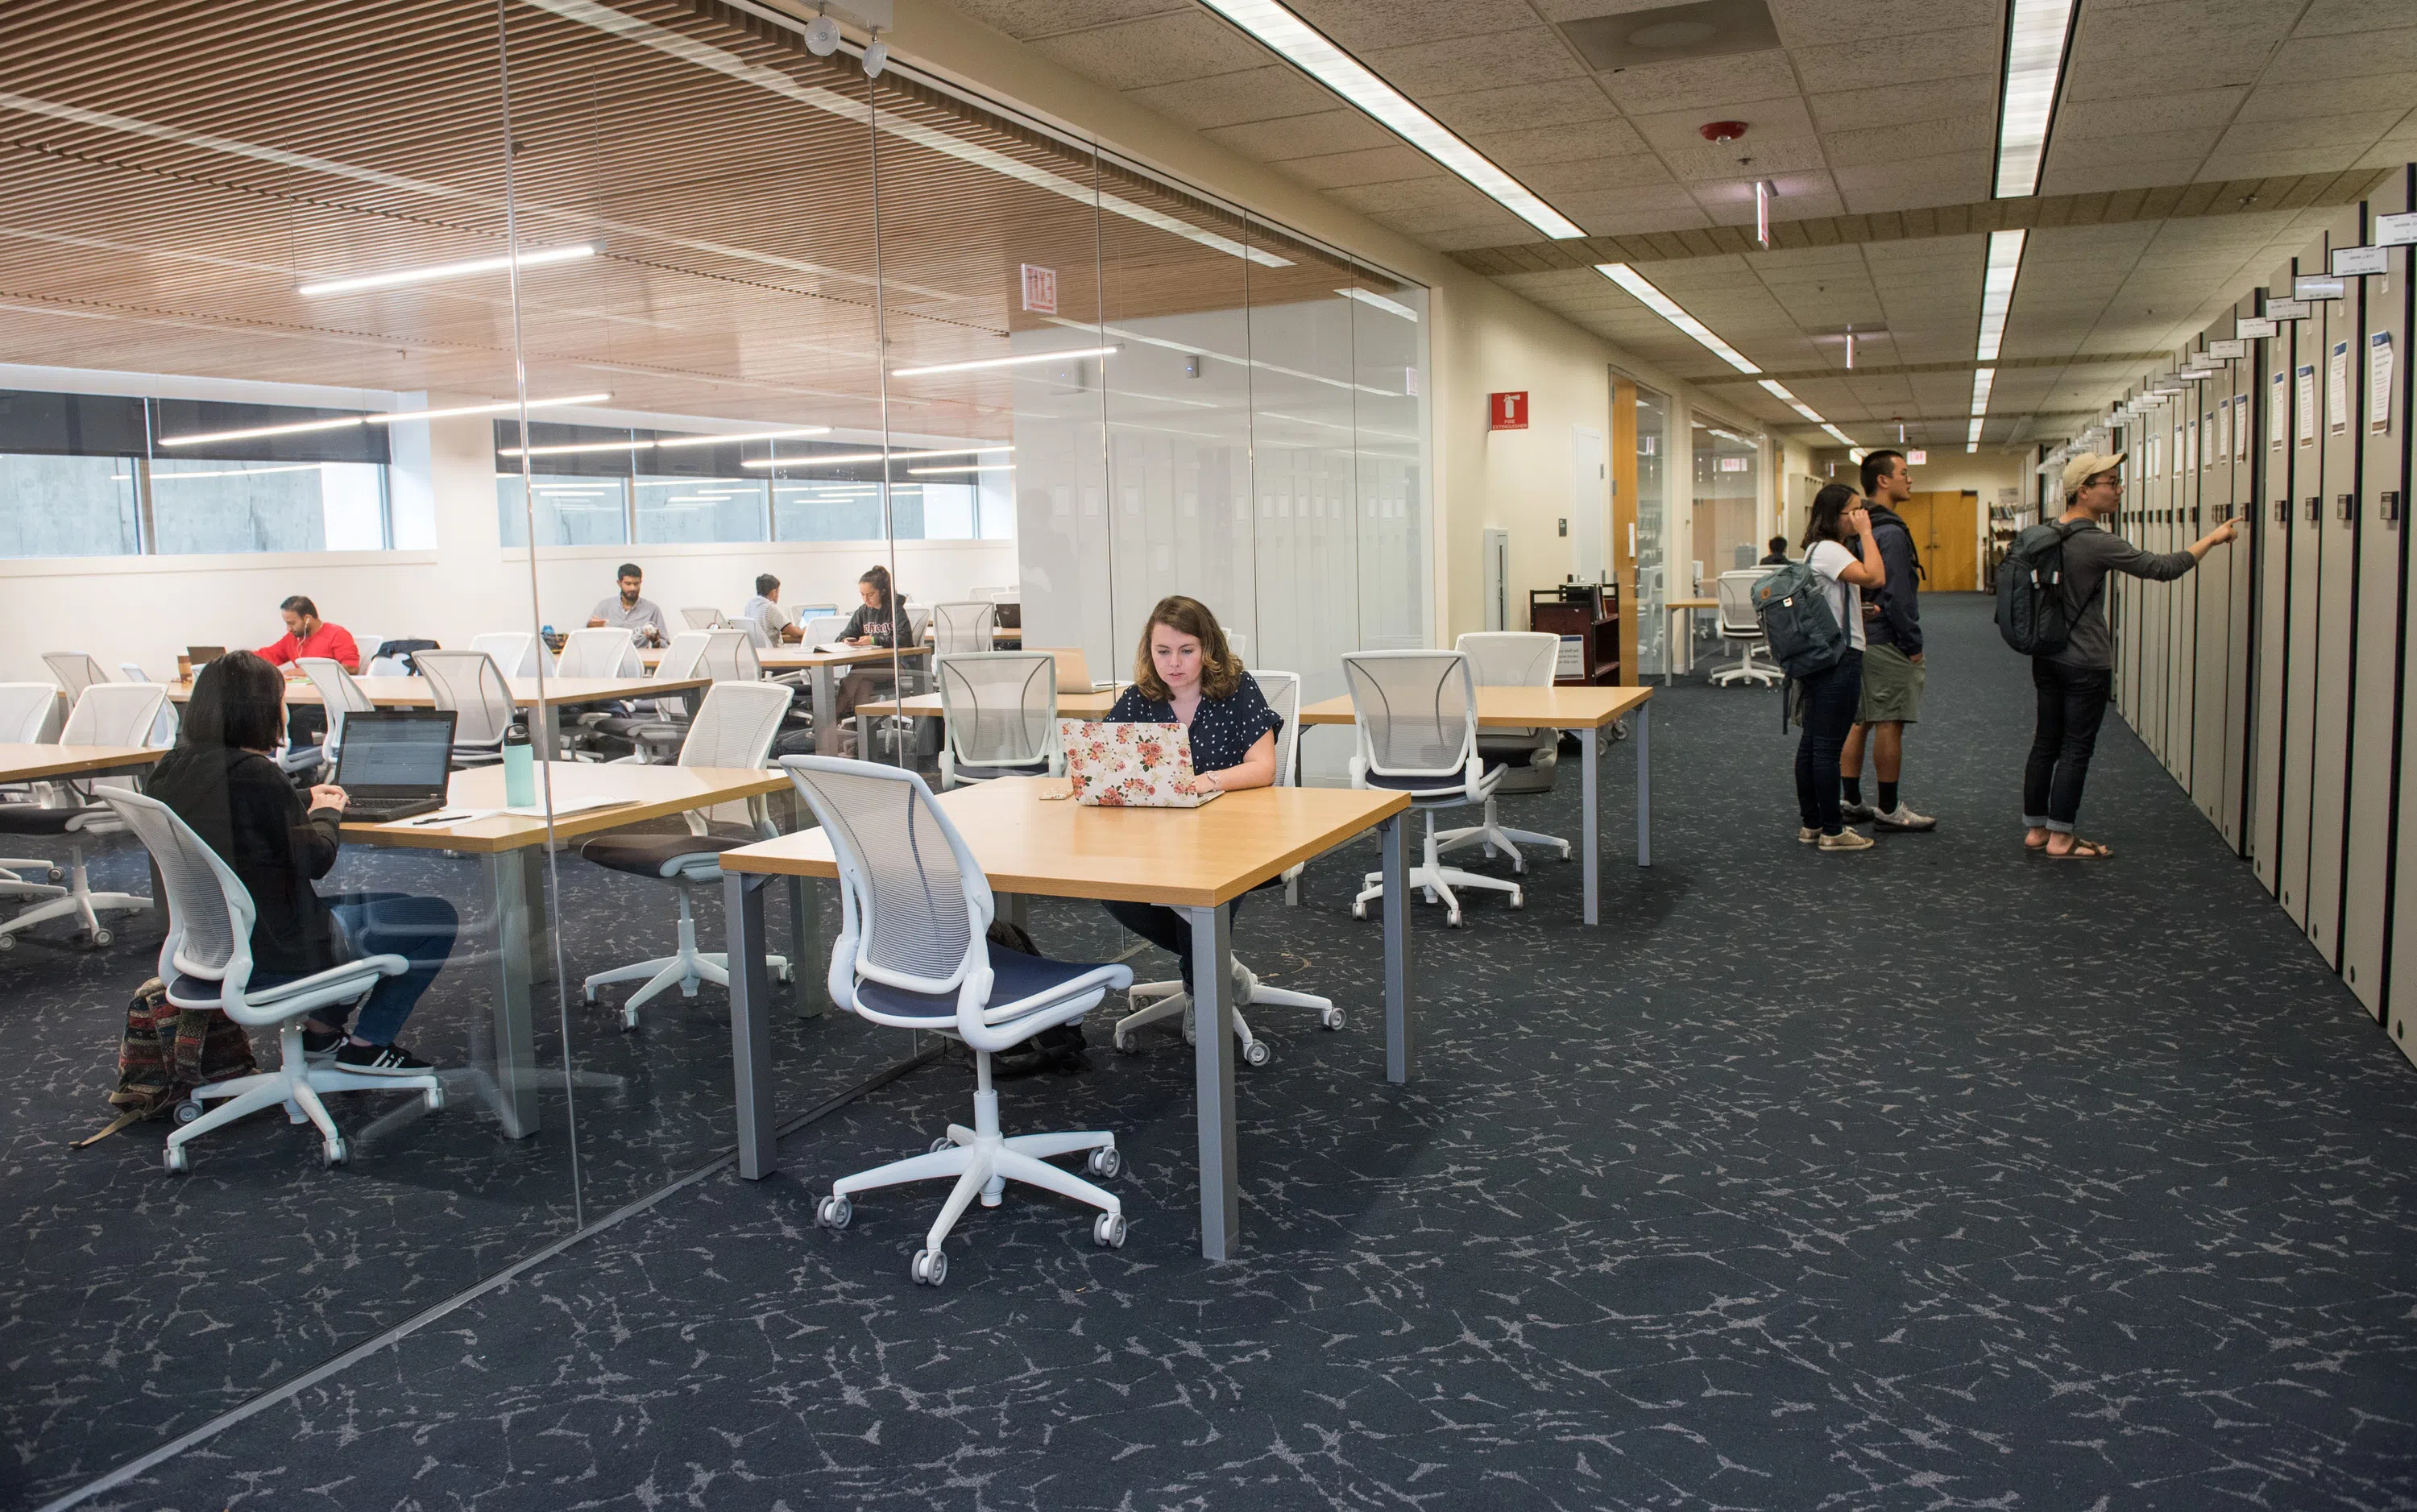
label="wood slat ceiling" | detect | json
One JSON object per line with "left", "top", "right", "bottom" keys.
{"left": 0, "top": 0, "right": 1383, "bottom": 437}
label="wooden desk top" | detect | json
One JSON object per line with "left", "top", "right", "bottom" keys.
{"left": 853, "top": 688, "right": 1122, "bottom": 720}
{"left": 168, "top": 674, "right": 705, "bottom": 707}
{"left": 721, "top": 775, "right": 1409, "bottom": 909}
{"left": 1665, "top": 597, "right": 1720, "bottom": 610}
{"left": 0, "top": 744, "right": 168, "bottom": 781}
{"left": 339, "top": 764, "right": 784, "bottom": 854}
{"left": 1297, "top": 685, "right": 1653, "bottom": 730}
{"left": 640, "top": 645, "right": 926, "bottom": 671}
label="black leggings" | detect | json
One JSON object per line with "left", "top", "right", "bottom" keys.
{"left": 2023, "top": 658, "right": 2112, "bottom": 831}
{"left": 1101, "top": 895, "right": 1246, "bottom": 996}
{"left": 1794, "top": 650, "right": 1864, "bottom": 834}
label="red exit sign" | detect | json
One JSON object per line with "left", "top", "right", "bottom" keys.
{"left": 1489, "top": 391, "right": 1528, "bottom": 430}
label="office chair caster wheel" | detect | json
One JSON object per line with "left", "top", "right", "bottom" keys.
{"left": 817, "top": 1195, "right": 852, "bottom": 1230}
{"left": 620, "top": 1006, "right": 641, "bottom": 1032}
{"left": 89, "top": 928, "right": 113, "bottom": 947}
{"left": 1445, "top": 910, "right": 1465, "bottom": 928}
{"left": 773, "top": 962, "right": 793, "bottom": 983}
{"left": 1087, "top": 1146, "right": 1121, "bottom": 1179}
{"left": 1482, "top": 843, "right": 1498, "bottom": 860}
{"left": 1242, "top": 1039, "right": 1272, "bottom": 1068}
{"left": 1512, "top": 857, "right": 1528, "bottom": 876}
{"left": 1509, "top": 889, "right": 1525, "bottom": 909}
{"left": 1180, "top": 1017, "right": 1196, "bottom": 1047}
{"left": 172, "top": 1099, "right": 205, "bottom": 1126}
{"left": 163, "top": 1144, "right": 189, "bottom": 1174}
{"left": 1320, "top": 1007, "right": 1345, "bottom": 1031}
{"left": 910, "top": 1247, "right": 947, "bottom": 1286}
{"left": 0, "top": 934, "right": 13, "bottom": 952}
{"left": 582, "top": 984, "right": 598, "bottom": 1004}
{"left": 1350, "top": 900, "right": 1368, "bottom": 920}
{"left": 1092, "top": 1212, "right": 1127, "bottom": 1249}
{"left": 1111, "top": 1029, "right": 1137, "bottom": 1054}
{"left": 43, "top": 865, "right": 62, "bottom": 882}
{"left": 930, "top": 1137, "right": 955, "bottom": 1154}
{"left": 321, "top": 1137, "right": 348, "bottom": 1168}
{"left": 422, "top": 1085, "right": 445, "bottom": 1113}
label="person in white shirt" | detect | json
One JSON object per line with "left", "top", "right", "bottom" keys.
{"left": 1795, "top": 484, "right": 1886, "bottom": 851}
{"left": 738, "top": 573, "right": 803, "bottom": 644}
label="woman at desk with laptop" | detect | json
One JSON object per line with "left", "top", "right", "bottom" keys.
{"left": 831, "top": 565, "right": 917, "bottom": 739}
{"left": 147, "top": 652, "right": 453, "bottom": 1076}
{"left": 1098, "top": 595, "right": 1279, "bottom": 998}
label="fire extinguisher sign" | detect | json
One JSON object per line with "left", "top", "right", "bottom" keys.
{"left": 1489, "top": 391, "right": 1528, "bottom": 430}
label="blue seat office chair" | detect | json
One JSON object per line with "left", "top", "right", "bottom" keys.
{"left": 782, "top": 756, "right": 1133, "bottom": 1287}
{"left": 935, "top": 652, "right": 1059, "bottom": 788}
{"left": 1113, "top": 669, "right": 1341, "bottom": 1066}
{"left": 579, "top": 681, "right": 793, "bottom": 1028}
{"left": 1342, "top": 649, "right": 1522, "bottom": 927}
{"left": 102, "top": 789, "right": 443, "bottom": 1172}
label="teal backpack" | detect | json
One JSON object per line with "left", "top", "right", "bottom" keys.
{"left": 1749, "top": 558, "right": 1850, "bottom": 678}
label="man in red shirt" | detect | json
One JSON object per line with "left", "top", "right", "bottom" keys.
{"left": 256, "top": 594, "right": 361, "bottom": 673}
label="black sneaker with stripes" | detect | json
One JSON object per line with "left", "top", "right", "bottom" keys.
{"left": 334, "top": 1042, "right": 435, "bottom": 1076}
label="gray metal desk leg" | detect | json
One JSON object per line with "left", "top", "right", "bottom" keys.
{"left": 1380, "top": 814, "right": 1415, "bottom": 1083}
{"left": 480, "top": 849, "right": 541, "bottom": 1139}
{"left": 728, "top": 871, "right": 779, "bottom": 1180}
{"left": 1635, "top": 702, "right": 1652, "bottom": 868}
{"left": 1579, "top": 723, "right": 1600, "bottom": 926}
{"left": 786, "top": 876, "right": 823, "bottom": 1018}
{"left": 536, "top": 701, "right": 564, "bottom": 761}
{"left": 1187, "top": 901, "right": 1238, "bottom": 1261}
{"left": 812, "top": 665, "right": 841, "bottom": 755}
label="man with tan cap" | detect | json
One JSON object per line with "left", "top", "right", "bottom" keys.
{"left": 2021, "top": 451, "right": 2237, "bottom": 859}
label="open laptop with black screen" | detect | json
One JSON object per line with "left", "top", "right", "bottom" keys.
{"left": 330, "top": 710, "right": 457, "bottom": 823}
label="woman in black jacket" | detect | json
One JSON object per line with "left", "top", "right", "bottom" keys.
{"left": 146, "top": 652, "right": 450, "bottom": 1075}
{"left": 832, "top": 563, "right": 917, "bottom": 738}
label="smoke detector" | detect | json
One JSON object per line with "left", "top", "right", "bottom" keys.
{"left": 1700, "top": 121, "right": 1747, "bottom": 143}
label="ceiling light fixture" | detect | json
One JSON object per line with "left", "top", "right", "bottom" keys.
{"left": 1993, "top": 0, "right": 2078, "bottom": 197}
{"left": 500, "top": 424, "right": 829, "bottom": 459}
{"left": 1193, "top": 0, "right": 1584, "bottom": 240}
{"left": 1337, "top": 288, "right": 1420, "bottom": 321}
{"left": 1975, "top": 229, "right": 2025, "bottom": 363}
{"left": 1757, "top": 378, "right": 1830, "bottom": 428}
{"left": 1595, "top": 263, "right": 1760, "bottom": 374}
{"left": 909, "top": 463, "right": 1015, "bottom": 475}
{"left": 1755, "top": 180, "right": 1777, "bottom": 248}
{"left": 740, "top": 445, "right": 1012, "bottom": 470}
{"left": 1820, "top": 423, "right": 1857, "bottom": 448}
{"left": 162, "top": 391, "right": 612, "bottom": 447}
{"left": 297, "top": 242, "right": 599, "bottom": 296}
{"left": 1967, "top": 368, "right": 1997, "bottom": 453}
{"left": 892, "top": 346, "right": 1118, "bottom": 378}
{"left": 650, "top": 426, "right": 831, "bottom": 449}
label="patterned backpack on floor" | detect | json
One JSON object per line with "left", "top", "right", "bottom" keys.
{"left": 73, "top": 977, "right": 260, "bottom": 1147}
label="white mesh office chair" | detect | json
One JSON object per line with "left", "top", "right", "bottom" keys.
{"left": 103, "top": 790, "right": 441, "bottom": 1172}
{"left": 413, "top": 650, "right": 520, "bottom": 766}
{"left": 783, "top": 756, "right": 1134, "bottom": 1286}
{"left": 1342, "top": 650, "right": 1520, "bottom": 927}
{"left": 0, "top": 682, "right": 168, "bottom": 950}
{"left": 555, "top": 627, "right": 642, "bottom": 678}
{"left": 698, "top": 628, "right": 757, "bottom": 684}
{"left": 116, "top": 662, "right": 185, "bottom": 750}
{"left": 1440, "top": 632, "right": 1573, "bottom": 866}
{"left": 579, "top": 682, "right": 792, "bottom": 1028}
{"left": 935, "top": 653, "right": 1059, "bottom": 788}
{"left": 1227, "top": 632, "right": 1249, "bottom": 667}
{"left": 467, "top": 632, "right": 542, "bottom": 679}
{"left": 1114, "top": 669, "right": 1339, "bottom": 1065}
{"left": 0, "top": 682, "right": 67, "bottom": 901}
{"left": 592, "top": 632, "right": 708, "bottom": 764}
{"left": 931, "top": 601, "right": 999, "bottom": 657}
{"left": 800, "top": 615, "right": 847, "bottom": 648}
{"left": 294, "top": 657, "right": 378, "bottom": 777}
{"left": 680, "top": 607, "right": 725, "bottom": 631}
{"left": 43, "top": 652, "right": 106, "bottom": 707}
{"left": 1710, "top": 570, "right": 1782, "bottom": 686}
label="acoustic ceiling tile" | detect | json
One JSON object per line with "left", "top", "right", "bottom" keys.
{"left": 2214, "top": 110, "right": 2408, "bottom": 154}
{"left": 1421, "top": 76, "right": 1623, "bottom": 135}
{"left": 1026, "top": 11, "right": 1275, "bottom": 90}
{"left": 2294, "top": 0, "right": 2417, "bottom": 37}
{"left": 948, "top": 0, "right": 1184, "bottom": 41}
{"left": 1789, "top": 26, "right": 2001, "bottom": 81}
{"left": 2054, "top": 89, "right": 2249, "bottom": 140}
{"left": 1831, "top": 151, "right": 1993, "bottom": 212}
{"left": 1594, "top": 49, "right": 1803, "bottom": 114}
{"left": 1285, "top": 0, "right": 1546, "bottom": 49}
{"left": 1122, "top": 66, "right": 1344, "bottom": 129}
{"left": 1200, "top": 110, "right": 1398, "bottom": 162}
{"left": 2236, "top": 72, "right": 2417, "bottom": 121}
{"left": 1807, "top": 79, "right": 1985, "bottom": 133}
{"left": 1469, "top": 118, "right": 1652, "bottom": 166}
{"left": 2198, "top": 145, "right": 2366, "bottom": 180}
{"left": 1523, "top": 154, "right": 1690, "bottom": 193}
{"left": 1627, "top": 93, "right": 1816, "bottom": 152}
{"left": 1768, "top": 0, "right": 2002, "bottom": 44}
{"left": 1822, "top": 114, "right": 1996, "bottom": 169}
{"left": 1358, "top": 28, "right": 1589, "bottom": 96}
{"left": 2039, "top": 158, "right": 2216, "bottom": 197}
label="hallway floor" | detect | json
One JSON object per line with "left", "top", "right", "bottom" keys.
{"left": 77, "top": 597, "right": 2417, "bottom": 1510}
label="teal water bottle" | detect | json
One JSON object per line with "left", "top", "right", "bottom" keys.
{"left": 503, "top": 729, "right": 536, "bottom": 808}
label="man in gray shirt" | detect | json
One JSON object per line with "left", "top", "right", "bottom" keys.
{"left": 587, "top": 561, "right": 668, "bottom": 648}
{"left": 737, "top": 572, "right": 802, "bottom": 644}
{"left": 2023, "top": 452, "right": 2237, "bottom": 859}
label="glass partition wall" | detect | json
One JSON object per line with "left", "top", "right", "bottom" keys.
{"left": 0, "top": 2, "right": 1431, "bottom": 1499}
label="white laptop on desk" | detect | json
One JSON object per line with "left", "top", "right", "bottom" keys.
{"left": 1059, "top": 720, "right": 1220, "bottom": 808}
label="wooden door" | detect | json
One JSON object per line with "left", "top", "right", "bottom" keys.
{"left": 1899, "top": 491, "right": 1979, "bottom": 591}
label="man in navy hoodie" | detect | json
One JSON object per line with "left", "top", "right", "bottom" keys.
{"left": 1840, "top": 449, "right": 1937, "bottom": 831}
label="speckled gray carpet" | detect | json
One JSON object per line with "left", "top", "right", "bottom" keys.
{"left": 13, "top": 596, "right": 2417, "bottom": 1510}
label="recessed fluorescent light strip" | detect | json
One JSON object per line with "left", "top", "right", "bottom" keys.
{"left": 298, "top": 242, "right": 600, "bottom": 296}
{"left": 160, "top": 392, "right": 612, "bottom": 447}
{"left": 1194, "top": 0, "right": 1583, "bottom": 241}
{"left": 1757, "top": 378, "right": 1830, "bottom": 427}
{"left": 499, "top": 425, "right": 831, "bottom": 459}
{"left": 741, "top": 445, "right": 1012, "bottom": 470}
{"left": 1967, "top": 228, "right": 2027, "bottom": 453}
{"left": 1994, "top": 0, "right": 2077, "bottom": 198}
{"left": 892, "top": 346, "right": 1118, "bottom": 379}
{"left": 1596, "top": 264, "right": 1761, "bottom": 375}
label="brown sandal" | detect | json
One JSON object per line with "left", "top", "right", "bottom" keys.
{"left": 2045, "top": 837, "right": 2112, "bottom": 860}
{"left": 2024, "top": 834, "right": 2050, "bottom": 851}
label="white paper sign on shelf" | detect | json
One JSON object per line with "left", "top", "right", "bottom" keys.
{"left": 2268, "top": 298, "right": 2313, "bottom": 320}
{"left": 2270, "top": 371, "right": 2288, "bottom": 447}
{"left": 2236, "top": 392, "right": 2250, "bottom": 460}
{"left": 2328, "top": 342, "right": 2350, "bottom": 436}
{"left": 2332, "top": 245, "right": 2390, "bottom": 278}
{"left": 2372, "top": 332, "right": 2395, "bottom": 435}
{"left": 2374, "top": 211, "right": 2417, "bottom": 247}
{"left": 2237, "top": 317, "right": 2278, "bottom": 339}
{"left": 2295, "top": 273, "right": 2347, "bottom": 301}
{"left": 2296, "top": 363, "right": 2318, "bottom": 445}
{"left": 2208, "top": 338, "right": 2249, "bottom": 358}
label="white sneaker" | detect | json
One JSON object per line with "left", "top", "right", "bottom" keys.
{"left": 1840, "top": 801, "right": 1879, "bottom": 822}
{"left": 1797, "top": 826, "right": 1821, "bottom": 844}
{"left": 1874, "top": 804, "right": 1938, "bottom": 831}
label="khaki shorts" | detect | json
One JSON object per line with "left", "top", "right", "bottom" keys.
{"left": 1857, "top": 642, "right": 1922, "bottom": 724}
